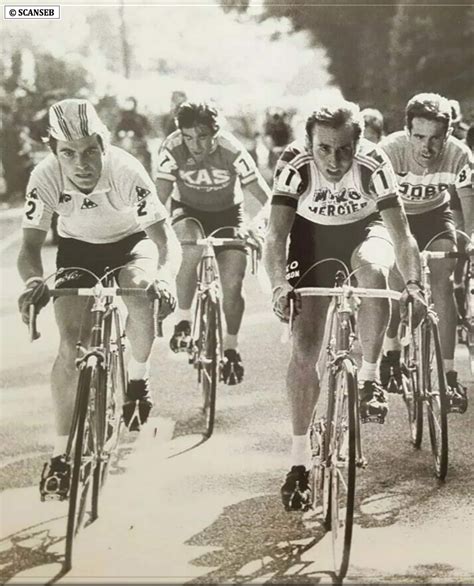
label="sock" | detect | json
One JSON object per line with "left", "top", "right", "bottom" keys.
{"left": 175, "top": 307, "right": 192, "bottom": 324}
{"left": 383, "top": 334, "right": 402, "bottom": 354}
{"left": 444, "top": 359, "right": 454, "bottom": 373}
{"left": 224, "top": 333, "right": 239, "bottom": 351}
{"left": 359, "top": 359, "right": 378, "bottom": 384}
{"left": 290, "top": 434, "right": 311, "bottom": 469}
{"left": 128, "top": 357, "right": 150, "bottom": 381}
{"left": 53, "top": 435, "right": 69, "bottom": 458}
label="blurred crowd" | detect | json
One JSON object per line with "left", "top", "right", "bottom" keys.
{"left": 1, "top": 87, "right": 473, "bottom": 210}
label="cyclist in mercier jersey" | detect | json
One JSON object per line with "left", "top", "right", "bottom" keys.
{"left": 17, "top": 99, "right": 181, "bottom": 500}
{"left": 263, "top": 99, "right": 424, "bottom": 512}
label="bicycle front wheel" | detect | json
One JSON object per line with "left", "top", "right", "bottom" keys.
{"left": 401, "top": 327, "right": 423, "bottom": 448}
{"left": 92, "top": 308, "right": 126, "bottom": 515}
{"left": 65, "top": 364, "right": 97, "bottom": 570}
{"left": 198, "top": 296, "right": 219, "bottom": 438}
{"left": 422, "top": 315, "right": 448, "bottom": 480}
{"left": 327, "top": 358, "right": 357, "bottom": 580}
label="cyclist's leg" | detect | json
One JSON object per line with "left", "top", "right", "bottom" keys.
{"left": 217, "top": 248, "right": 247, "bottom": 384}
{"left": 118, "top": 234, "right": 158, "bottom": 428}
{"left": 351, "top": 225, "right": 395, "bottom": 422}
{"left": 282, "top": 296, "right": 329, "bottom": 511}
{"left": 170, "top": 204, "right": 204, "bottom": 350}
{"left": 52, "top": 297, "right": 93, "bottom": 437}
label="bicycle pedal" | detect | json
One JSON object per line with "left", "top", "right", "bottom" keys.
{"left": 361, "top": 414, "right": 386, "bottom": 424}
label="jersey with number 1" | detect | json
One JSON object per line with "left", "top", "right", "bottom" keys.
{"left": 156, "top": 130, "right": 259, "bottom": 212}
{"left": 379, "top": 132, "right": 472, "bottom": 215}
{"left": 22, "top": 146, "right": 167, "bottom": 244}
{"left": 272, "top": 138, "right": 400, "bottom": 226}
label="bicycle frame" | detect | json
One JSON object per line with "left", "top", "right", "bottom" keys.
{"left": 191, "top": 241, "right": 224, "bottom": 367}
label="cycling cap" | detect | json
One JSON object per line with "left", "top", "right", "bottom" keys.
{"left": 48, "top": 98, "right": 109, "bottom": 144}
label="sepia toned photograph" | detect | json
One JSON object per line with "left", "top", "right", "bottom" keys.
{"left": 1, "top": 0, "right": 473, "bottom": 583}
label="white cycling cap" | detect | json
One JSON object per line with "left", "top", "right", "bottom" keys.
{"left": 48, "top": 98, "right": 109, "bottom": 144}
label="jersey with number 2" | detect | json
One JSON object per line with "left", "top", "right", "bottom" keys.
{"left": 22, "top": 146, "right": 167, "bottom": 244}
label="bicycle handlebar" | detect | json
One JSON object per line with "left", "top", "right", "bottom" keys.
{"left": 295, "top": 285, "right": 402, "bottom": 301}
{"left": 421, "top": 250, "right": 474, "bottom": 261}
{"left": 28, "top": 287, "right": 163, "bottom": 342}
{"left": 181, "top": 237, "right": 253, "bottom": 246}
{"left": 181, "top": 236, "right": 260, "bottom": 274}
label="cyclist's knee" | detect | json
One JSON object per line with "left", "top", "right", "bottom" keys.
{"left": 355, "top": 265, "right": 388, "bottom": 289}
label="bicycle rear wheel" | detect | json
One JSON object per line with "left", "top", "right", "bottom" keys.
{"left": 197, "top": 295, "right": 219, "bottom": 438}
{"left": 327, "top": 358, "right": 357, "bottom": 580}
{"left": 422, "top": 315, "right": 448, "bottom": 480}
{"left": 401, "top": 327, "right": 423, "bottom": 448}
{"left": 65, "top": 364, "right": 97, "bottom": 570}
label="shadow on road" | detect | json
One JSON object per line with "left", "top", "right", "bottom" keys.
{"left": 0, "top": 516, "right": 65, "bottom": 584}
{"left": 185, "top": 494, "right": 336, "bottom": 585}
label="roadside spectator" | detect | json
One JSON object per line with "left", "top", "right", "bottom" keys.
{"left": 361, "top": 108, "right": 384, "bottom": 143}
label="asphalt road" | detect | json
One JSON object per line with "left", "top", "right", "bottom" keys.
{"left": 0, "top": 218, "right": 473, "bottom": 585}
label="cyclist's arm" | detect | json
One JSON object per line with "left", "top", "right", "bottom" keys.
{"left": 263, "top": 204, "right": 295, "bottom": 289}
{"left": 458, "top": 185, "right": 474, "bottom": 241}
{"left": 17, "top": 228, "right": 47, "bottom": 283}
{"left": 379, "top": 205, "right": 422, "bottom": 282}
{"left": 156, "top": 178, "right": 174, "bottom": 207}
{"left": 144, "top": 218, "right": 182, "bottom": 284}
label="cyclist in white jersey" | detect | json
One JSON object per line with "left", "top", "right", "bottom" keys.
{"left": 379, "top": 93, "right": 473, "bottom": 412}
{"left": 17, "top": 99, "right": 181, "bottom": 500}
{"left": 263, "top": 100, "right": 423, "bottom": 511}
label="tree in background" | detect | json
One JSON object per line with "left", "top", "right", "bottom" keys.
{"left": 390, "top": 2, "right": 474, "bottom": 126}
{"left": 220, "top": 0, "right": 474, "bottom": 130}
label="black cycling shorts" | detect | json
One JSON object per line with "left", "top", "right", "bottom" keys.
{"left": 407, "top": 202, "right": 456, "bottom": 252}
{"left": 170, "top": 200, "right": 245, "bottom": 253}
{"left": 55, "top": 231, "right": 157, "bottom": 288}
{"left": 286, "top": 213, "right": 393, "bottom": 288}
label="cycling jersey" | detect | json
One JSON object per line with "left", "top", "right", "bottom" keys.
{"left": 22, "top": 146, "right": 167, "bottom": 244}
{"left": 379, "top": 132, "right": 472, "bottom": 215}
{"left": 272, "top": 138, "right": 400, "bottom": 226}
{"left": 155, "top": 130, "right": 258, "bottom": 212}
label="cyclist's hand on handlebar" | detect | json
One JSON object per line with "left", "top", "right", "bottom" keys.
{"left": 272, "top": 282, "right": 301, "bottom": 323}
{"left": 18, "top": 277, "right": 50, "bottom": 325}
{"left": 399, "top": 280, "right": 426, "bottom": 328}
{"left": 146, "top": 279, "right": 176, "bottom": 320}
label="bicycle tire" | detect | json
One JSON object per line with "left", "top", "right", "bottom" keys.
{"left": 64, "top": 364, "right": 96, "bottom": 570}
{"left": 401, "top": 326, "right": 423, "bottom": 448}
{"left": 327, "top": 357, "right": 357, "bottom": 580}
{"left": 199, "top": 295, "right": 218, "bottom": 438}
{"left": 423, "top": 315, "right": 448, "bottom": 480}
{"left": 91, "top": 364, "right": 107, "bottom": 521}
{"left": 92, "top": 308, "right": 126, "bottom": 515}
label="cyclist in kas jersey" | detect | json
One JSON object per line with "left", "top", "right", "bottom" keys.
{"left": 155, "top": 102, "right": 271, "bottom": 384}
{"left": 17, "top": 99, "right": 181, "bottom": 500}
{"left": 379, "top": 93, "right": 473, "bottom": 412}
{"left": 263, "top": 99, "right": 424, "bottom": 511}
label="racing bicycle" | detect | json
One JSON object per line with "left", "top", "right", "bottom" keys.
{"left": 288, "top": 267, "right": 402, "bottom": 579}
{"left": 399, "top": 246, "right": 473, "bottom": 480}
{"left": 181, "top": 227, "right": 259, "bottom": 439}
{"left": 29, "top": 268, "right": 162, "bottom": 571}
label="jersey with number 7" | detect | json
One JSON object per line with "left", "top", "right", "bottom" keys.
{"left": 156, "top": 129, "right": 259, "bottom": 212}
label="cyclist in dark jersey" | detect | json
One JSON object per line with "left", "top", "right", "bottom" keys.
{"left": 156, "top": 102, "right": 270, "bottom": 384}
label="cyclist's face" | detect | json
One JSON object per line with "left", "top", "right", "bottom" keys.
{"left": 182, "top": 124, "right": 215, "bottom": 162}
{"left": 56, "top": 135, "right": 103, "bottom": 193}
{"left": 311, "top": 124, "right": 356, "bottom": 182}
{"left": 408, "top": 117, "right": 448, "bottom": 167}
